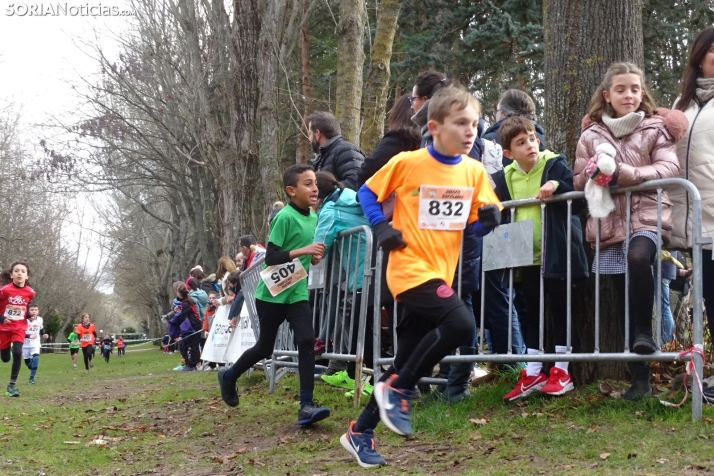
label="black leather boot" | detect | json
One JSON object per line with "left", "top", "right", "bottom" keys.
{"left": 623, "top": 362, "right": 652, "bottom": 400}
{"left": 441, "top": 346, "right": 476, "bottom": 404}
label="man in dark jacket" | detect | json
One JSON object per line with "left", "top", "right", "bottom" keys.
{"left": 307, "top": 112, "right": 365, "bottom": 191}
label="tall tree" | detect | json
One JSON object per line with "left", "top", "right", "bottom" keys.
{"left": 543, "top": 0, "right": 644, "bottom": 381}
{"left": 360, "top": 0, "right": 403, "bottom": 155}
{"left": 335, "top": 0, "right": 367, "bottom": 145}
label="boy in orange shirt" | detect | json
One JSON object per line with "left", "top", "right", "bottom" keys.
{"left": 340, "top": 85, "right": 501, "bottom": 468}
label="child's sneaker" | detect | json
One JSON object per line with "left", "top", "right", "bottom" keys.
{"left": 73, "top": 364, "right": 77, "bottom": 370}
{"left": 503, "top": 369, "right": 547, "bottom": 402}
{"left": 297, "top": 400, "right": 330, "bottom": 425}
{"left": 28, "top": 377, "right": 35, "bottom": 385}
{"left": 217, "top": 367, "right": 239, "bottom": 407}
{"left": 345, "top": 382, "right": 374, "bottom": 399}
{"left": 6, "top": 384, "right": 19, "bottom": 397}
{"left": 173, "top": 364, "right": 185, "bottom": 371}
{"left": 340, "top": 421, "right": 387, "bottom": 468}
{"left": 374, "top": 374, "right": 413, "bottom": 436}
{"left": 321, "top": 370, "right": 355, "bottom": 389}
{"left": 540, "top": 367, "right": 574, "bottom": 396}
{"left": 90, "top": 362, "right": 94, "bottom": 369}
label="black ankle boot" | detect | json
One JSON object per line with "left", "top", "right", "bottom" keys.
{"left": 632, "top": 329, "right": 657, "bottom": 355}
{"left": 441, "top": 346, "right": 476, "bottom": 404}
{"left": 623, "top": 362, "right": 652, "bottom": 400}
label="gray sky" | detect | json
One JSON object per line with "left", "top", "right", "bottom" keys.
{"left": 0, "top": 1, "right": 134, "bottom": 287}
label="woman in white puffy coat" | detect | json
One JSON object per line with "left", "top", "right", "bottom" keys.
{"left": 670, "top": 26, "right": 714, "bottom": 339}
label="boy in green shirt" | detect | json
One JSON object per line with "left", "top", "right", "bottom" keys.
{"left": 67, "top": 330, "right": 81, "bottom": 370}
{"left": 491, "top": 116, "right": 588, "bottom": 402}
{"left": 217, "top": 164, "right": 330, "bottom": 426}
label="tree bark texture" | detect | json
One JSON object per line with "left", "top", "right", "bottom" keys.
{"left": 335, "top": 0, "right": 367, "bottom": 146}
{"left": 360, "top": 0, "right": 402, "bottom": 155}
{"left": 297, "top": 0, "right": 312, "bottom": 164}
{"left": 543, "top": 0, "right": 644, "bottom": 383}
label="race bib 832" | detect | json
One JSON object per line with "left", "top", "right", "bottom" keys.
{"left": 418, "top": 185, "right": 474, "bottom": 230}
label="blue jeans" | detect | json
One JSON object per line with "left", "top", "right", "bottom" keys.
{"left": 468, "top": 271, "right": 526, "bottom": 354}
{"left": 660, "top": 278, "right": 674, "bottom": 343}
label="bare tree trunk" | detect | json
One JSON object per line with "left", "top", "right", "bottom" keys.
{"left": 335, "top": 0, "right": 366, "bottom": 146}
{"left": 296, "top": 0, "right": 312, "bottom": 164}
{"left": 543, "top": 0, "right": 644, "bottom": 383}
{"left": 360, "top": 0, "right": 402, "bottom": 155}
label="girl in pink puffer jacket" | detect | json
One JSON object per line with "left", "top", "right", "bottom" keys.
{"left": 573, "top": 62, "right": 687, "bottom": 400}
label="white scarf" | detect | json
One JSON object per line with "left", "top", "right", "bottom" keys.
{"left": 602, "top": 112, "right": 645, "bottom": 138}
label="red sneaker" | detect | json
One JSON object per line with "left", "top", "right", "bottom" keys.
{"left": 540, "top": 367, "right": 574, "bottom": 396}
{"left": 503, "top": 369, "right": 547, "bottom": 402}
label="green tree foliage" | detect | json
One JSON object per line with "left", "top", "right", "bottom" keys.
{"left": 392, "top": 0, "right": 543, "bottom": 116}
{"left": 44, "top": 310, "right": 63, "bottom": 341}
{"left": 124, "top": 327, "right": 137, "bottom": 334}
{"left": 643, "top": 0, "right": 714, "bottom": 107}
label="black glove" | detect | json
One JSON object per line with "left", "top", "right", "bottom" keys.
{"left": 373, "top": 221, "right": 406, "bottom": 252}
{"left": 478, "top": 204, "right": 501, "bottom": 229}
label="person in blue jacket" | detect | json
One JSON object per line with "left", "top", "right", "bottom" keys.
{"left": 314, "top": 171, "right": 375, "bottom": 397}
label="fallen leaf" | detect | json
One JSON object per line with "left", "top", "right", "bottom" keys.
{"left": 627, "top": 453, "right": 637, "bottom": 459}
{"left": 656, "top": 458, "right": 669, "bottom": 464}
{"left": 562, "top": 464, "right": 575, "bottom": 470}
{"left": 521, "top": 412, "right": 529, "bottom": 418}
{"left": 599, "top": 453, "right": 610, "bottom": 460}
{"left": 469, "top": 418, "right": 488, "bottom": 425}
{"left": 470, "top": 431, "right": 482, "bottom": 440}
{"left": 63, "top": 441, "right": 80, "bottom": 445}
{"left": 698, "top": 434, "right": 709, "bottom": 440}
{"left": 87, "top": 439, "right": 108, "bottom": 446}
{"left": 586, "top": 425, "right": 598, "bottom": 434}
{"left": 225, "top": 447, "right": 247, "bottom": 460}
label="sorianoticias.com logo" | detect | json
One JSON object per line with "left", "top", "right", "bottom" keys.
{"left": 5, "top": 3, "right": 135, "bottom": 16}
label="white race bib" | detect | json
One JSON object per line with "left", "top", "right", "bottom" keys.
{"left": 81, "top": 334, "right": 93, "bottom": 342}
{"left": 3, "top": 305, "right": 25, "bottom": 321}
{"left": 418, "top": 186, "right": 474, "bottom": 230}
{"left": 260, "top": 258, "right": 308, "bottom": 297}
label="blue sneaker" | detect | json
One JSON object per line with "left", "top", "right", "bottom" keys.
{"left": 297, "top": 400, "right": 330, "bottom": 425}
{"left": 374, "top": 374, "right": 413, "bottom": 436}
{"left": 340, "top": 421, "right": 386, "bottom": 468}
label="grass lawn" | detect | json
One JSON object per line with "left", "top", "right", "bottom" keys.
{"left": 2, "top": 347, "right": 713, "bottom": 475}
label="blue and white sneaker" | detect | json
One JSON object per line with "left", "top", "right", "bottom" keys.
{"left": 297, "top": 400, "right": 330, "bottom": 425}
{"left": 374, "top": 374, "right": 413, "bottom": 436}
{"left": 340, "top": 421, "right": 387, "bottom": 468}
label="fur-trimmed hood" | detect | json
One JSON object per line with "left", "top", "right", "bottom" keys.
{"left": 581, "top": 107, "right": 688, "bottom": 142}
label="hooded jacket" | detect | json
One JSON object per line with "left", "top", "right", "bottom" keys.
{"left": 492, "top": 152, "right": 589, "bottom": 280}
{"left": 188, "top": 289, "right": 208, "bottom": 319}
{"left": 573, "top": 108, "right": 686, "bottom": 247}
{"left": 482, "top": 117, "right": 547, "bottom": 167}
{"left": 669, "top": 97, "right": 714, "bottom": 249}
{"left": 314, "top": 187, "right": 371, "bottom": 291}
{"left": 312, "top": 135, "right": 365, "bottom": 191}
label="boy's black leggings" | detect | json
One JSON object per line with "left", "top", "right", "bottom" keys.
{"left": 223, "top": 299, "right": 314, "bottom": 392}
{"left": 1, "top": 342, "right": 23, "bottom": 380}
{"left": 183, "top": 333, "right": 200, "bottom": 368}
{"left": 82, "top": 346, "right": 94, "bottom": 370}
{"left": 354, "top": 279, "right": 475, "bottom": 433}
{"left": 519, "top": 266, "right": 567, "bottom": 350}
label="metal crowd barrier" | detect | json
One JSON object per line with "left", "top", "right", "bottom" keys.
{"left": 371, "top": 178, "right": 706, "bottom": 421}
{"left": 238, "top": 226, "right": 374, "bottom": 406}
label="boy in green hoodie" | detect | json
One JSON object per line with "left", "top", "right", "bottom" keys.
{"left": 67, "top": 329, "right": 81, "bottom": 369}
{"left": 491, "top": 116, "right": 588, "bottom": 403}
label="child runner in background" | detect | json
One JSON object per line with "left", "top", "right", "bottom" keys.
{"left": 492, "top": 116, "right": 589, "bottom": 402}
{"left": 75, "top": 313, "right": 97, "bottom": 373}
{"left": 574, "top": 62, "right": 684, "bottom": 399}
{"left": 217, "top": 164, "right": 331, "bottom": 426}
{"left": 23, "top": 302, "right": 48, "bottom": 384}
{"left": 0, "top": 261, "right": 36, "bottom": 397}
{"left": 67, "top": 328, "right": 81, "bottom": 369}
{"left": 102, "top": 334, "right": 114, "bottom": 363}
{"left": 116, "top": 336, "right": 125, "bottom": 357}
{"left": 342, "top": 85, "right": 502, "bottom": 467}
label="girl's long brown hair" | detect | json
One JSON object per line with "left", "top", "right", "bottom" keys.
{"left": 0, "top": 261, "right": 31, "bottom": 286}
{"left": 587, "top": 62, "right": 658, "bottom": 123}
{"left": 676, "top": 26, "right": 714, "bottom": 111}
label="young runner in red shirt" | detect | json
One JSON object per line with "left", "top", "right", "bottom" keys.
{"left": 0, "top": 261, "right": 36, "bottom": 397}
